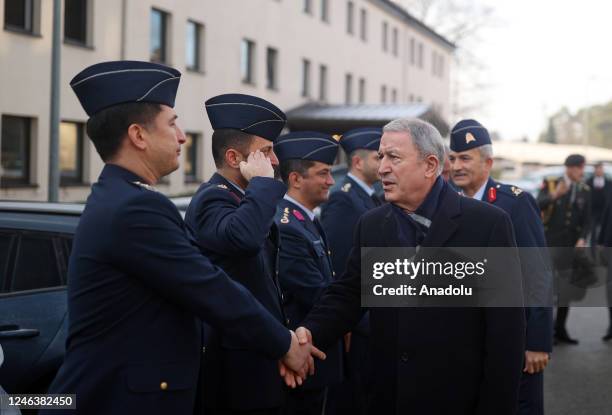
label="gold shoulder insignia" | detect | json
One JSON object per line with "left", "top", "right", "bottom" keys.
{"left": 217, "top": 184, "right": 229, "bottom": 190}
{"left": 511, "top": 186, "right": 523, "bottom": 196}
{"left": 341, "top": 183, "right": 352, "bottom": 193}
{"left": 132, "top": 181, "right": 158, "bottom": 192}
{"left": 581, "top": 183, "right": 590, "bottom": 191}
{"left": 280, "top": 207, "right": 290, "bottom": 224}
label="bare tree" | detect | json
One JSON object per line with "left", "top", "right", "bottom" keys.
{"left": 393, "top": 0, "right": 498, "bottom": 122}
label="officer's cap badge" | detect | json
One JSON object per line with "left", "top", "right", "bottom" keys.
{"left": 465, "top": 132, "right": 476, "bottom": 144}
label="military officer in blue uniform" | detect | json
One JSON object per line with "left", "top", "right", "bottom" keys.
{"left": 319, "top": 127, "right": 382, "bottom": 414}
{"left": 41, "top": 61, "right": 318, "bottom": 415}
{"left": 449, "top": 119, "right": 553, "bottom": 415}
{"left": 274, "top": 132, "right": 344, "bottom": 415}
{"left": 185, "top": 93, "right": 290, "bottom": 415}
{"left": 295, "top": 118, "right": 525, "bottom": 415}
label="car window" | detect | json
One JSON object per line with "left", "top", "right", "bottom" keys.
{"left": 10, "top": 233, "right": 64, "bottom": 292}
{"left": 0, "top": 232, "right": 16, "bottom": 293}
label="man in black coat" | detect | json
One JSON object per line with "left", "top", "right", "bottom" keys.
{"left": 295, "top": 118, "right": 526, "bottom": 415}
{"left": 42, "top": 61, "right": 319, "bottom": 415}
{"left": 449, "top": 119, "right": 553, "bottom": 415}
{"left": 185, "top": 94, "right": 290, "bottom": 415}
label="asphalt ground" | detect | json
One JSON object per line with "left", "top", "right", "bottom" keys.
{"left": 545, "top": 307, "right": 612, "bottom": 415}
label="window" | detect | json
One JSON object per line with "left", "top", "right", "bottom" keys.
{"left": 392, "top": 27, "right": 398, "bottom": 56}
{"left": 1, "top": 115, "right": 31, "bottom": 186}
{"left": 417, "top": 42, "right": 424, "bottom": 68}
{"left": 410, "top": 37, "right": 415, "bottom": 65}
{"left": 150, "top": 8, "right": 168, "bottom": 63}
{"left": 10, "top": 234, "right": 64, "bottom": 292}
{"left": 321, "top": 0, "right": 329, "bottom": 22}
{"left": 359, "top": 9, "right": 367, "bottom": 41}
{"left": 186, "top": 20, "right": 203, "bottom": 71}
{"left": 303, "top": 0, "right": 312, "bottom": 14}
{"left": 301, "top": 59, "right": 311, "bottom": 97}
{"left": 381, "top": 85, "right": 387, "bottom": 104}
{"left": 409, "top": 94, "right": 414, "bottom": 102}
{"left": 345, "top": 73, "right": 353, "bottom": 104}
{"left": 4, "top": 0, "right": 37, "bottom": 33}
{"left": 266, "top": 47, "right": 278, "bottom": 90}
{"left": 0, "top": 232, "right": 15, "bottom": 291}
{"left": 59, "top": 121, "right": 84, "bottom": 185}
{"left": 382, "top": 21, "right": 388, "bottom": 52}
{"left": 391, "top": 88, "right": 397, "bottom": 103}
{"left": 241, "top": 39, "right": 256, "bottom": 84}
{"left": 346, "top": 1, "right": 354, "bottom": 35}
{"left": 184, "top": 133, "right": 199, "bottom": 182}
{"left": 319, "top": 64, "right": 328, "bottom": 101}
{"left": 64, "top": 0, "right": 89, "bottom": 45}
{"left": 358, "top": 78, "right": 366, "bottom": 104}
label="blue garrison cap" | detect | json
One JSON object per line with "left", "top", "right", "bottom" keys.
{"left": 274, "top": 131, "right": 339, "bottom": 165}
{"left": 70, "top": 61, "right": 181, "bottom": 116}
{"left": 339, "top": 127, "right": 382, "bottom": 154}
{"left": 450, "top": 119, "right": 491, "bottom": 152}
{"left": 205, "top": 93, "right": 287, "bottom": 141}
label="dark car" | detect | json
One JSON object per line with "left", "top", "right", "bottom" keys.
{"left": 0, "top": 201, "right": 82, "bottom": 395}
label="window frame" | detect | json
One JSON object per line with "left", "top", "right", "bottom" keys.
{"left": 186, "top": 20, "right": 203, "bottom": 72}
{"left": 150, "top": 8, "right": 169, "bottom": 64}
{"left": 266, "top": 47, "right": 279, "bottom": 90}
{"left": 59, "top": 120, "right": 85, "bottom": 186}
{"left": 1, "top": 115, "right": 32, "bottom": 187}
{"left": 183, "top": 132, "right": 200, "bottom": 183}
{"left": 346, "top": 1, "right": 354, "bottom": 35}
{"left": 301, "top": 58, "right": 311, "bottom": 98}
{"left": 63, "top": 0, "right": 90, "bottom": 47}
{"left": 241, "top": 38, "right": 256, "bottom": 84}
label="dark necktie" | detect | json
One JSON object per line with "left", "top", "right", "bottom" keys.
{"left": 312, "top": 217, "right": 329, "bottom": 247}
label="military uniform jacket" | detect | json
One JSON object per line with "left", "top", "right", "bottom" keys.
{"left": 481, "top": 178, "right": 553, "bottom": 353}
{"left": 321, "top": 175, "right": 379, "bottom": 277}
{"left": 184, "top": 173, "right": 287, "bottom": 410}
{"left": 275, "top": 199, "right": 344, "bottom": 390}
{"left": 43, "top": 164, "right": 290, "bottom": 415}
{"left": 320, "top": 175, "right": 378, "bottom": 337}
{"left": 537, "top": 177, "right": 591, "bottom": 246}
{"left": 302, "top": 182, "right": 526, "bottom": 415}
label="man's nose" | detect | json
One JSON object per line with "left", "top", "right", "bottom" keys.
{"left": 269, "top": 149, "right": 280, "bottom": 166}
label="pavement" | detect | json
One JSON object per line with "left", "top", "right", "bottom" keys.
{"left": 545, "top": 307, "right": 612, "bottom": 414}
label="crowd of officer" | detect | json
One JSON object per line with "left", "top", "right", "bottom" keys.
{"left": 40, "top": 59, "right": 612, "bottom": 415}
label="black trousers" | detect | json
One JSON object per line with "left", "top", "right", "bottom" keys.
{"left": 518, "top": 371, "right": 544, "bottom": 415}
{"left": 282, "top": 387, "right": 327, "bottom": 415}
{"left": 207, "top": 408, "right": 282, "bottom": 415}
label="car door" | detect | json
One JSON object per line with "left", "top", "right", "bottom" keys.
{"left": 0, "top": 229, "right": 71, "bottom": 393}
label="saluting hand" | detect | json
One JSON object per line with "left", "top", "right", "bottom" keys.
{"left": 239, "top": 150, "right": 274, "bottom": 181}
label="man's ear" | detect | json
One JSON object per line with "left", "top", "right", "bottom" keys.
{"left": 126, "top": 123, "right": 148, "bottom": 151}
{"left": 424, "top": 155, "right": 440, "bottom": 178}
{"left": 484, "top": 157, "right": 494, "bottom": 172}
{"left": 352, "top": 154, "right": 363, "bottom": 172}
{"left": 289, "top": 171, "right": 302, "bottom": 189}
{"left": 224, "top": 148, "right": 242, "bottom": 169}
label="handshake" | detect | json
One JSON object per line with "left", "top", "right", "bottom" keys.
{"left": 279, "top": 327, "right": 323, "bottom": 388}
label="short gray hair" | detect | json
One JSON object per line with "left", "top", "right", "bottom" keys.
{"left": 383, "top": 118, "right": 445, "bottom": 176}
{"left": 478, "top": 144, "right": 493, "bottom": 161}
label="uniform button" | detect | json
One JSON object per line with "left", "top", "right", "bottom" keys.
{"left": 286, "top": 318, "right": 291, "bottom": 325}
{"left": 400, "top": 352, "right": 409, "bottom": 363}
{"left": 281, "top": 293, "right": 285, "bottom": 301}
{"left": 328, "top": 250, "right": 332, "bottom": 255}
{"left": 202, "top": 346, "right": 206, "bottom": 353}
{"left": 333, "top": 271, "right": 336, "bottom": 277}
{"left": 160, "top": 382, "right": 168, "bottom": 390}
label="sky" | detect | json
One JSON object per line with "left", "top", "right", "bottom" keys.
{"left": 457, "top": 0, "right": 612, "bottom": 141}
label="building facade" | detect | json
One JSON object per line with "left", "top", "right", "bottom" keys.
{"left": 0, "top": 0, "right": 453, "bottom": 201}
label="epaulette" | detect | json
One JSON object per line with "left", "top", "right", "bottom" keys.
{"left": 341, "top": 182, "right": 352, "bottom": 193}
{"left": 280, "top": 207, "right": 291, "bottom": 224}
{"left": 132, "top": 181, "right": 159, "bottom": 192}
{"left": 217, "top": 184, "right": 229, "bottom": 190}
{"left": 496, "top": 183, "right": 523, "bottom": 197}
